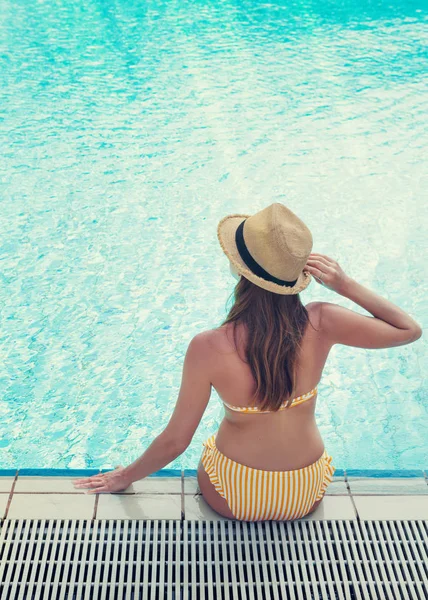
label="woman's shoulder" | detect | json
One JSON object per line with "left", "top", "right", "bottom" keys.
{"left": 305, "top": 302, "right": 322, "bottom": 330}
{"left": 188, "top": 328, "right": 221, "bottom": 351}
{"left": 184, "top": 331, "right": 217, "bottom": 368}
{"left": 190, "top": 324, "right": 238, "bottom": 354}
{"left": 305, "top": 301, "right": 322, "bottom": 316}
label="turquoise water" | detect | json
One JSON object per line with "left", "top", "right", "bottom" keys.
{"left": 0, "top": 0, "right": 426, "bottom": 470}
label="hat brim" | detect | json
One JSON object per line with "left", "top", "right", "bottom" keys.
{"left": 217, "top": 213, "right": 312, "bottom": 295}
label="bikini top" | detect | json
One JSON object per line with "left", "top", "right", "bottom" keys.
{"left": 222, "top": 386, "right": 318, "bottom": 414}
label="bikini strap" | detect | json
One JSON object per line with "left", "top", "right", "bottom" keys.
{"left": 223, "top": 386, "right": 318, "bottom": 413}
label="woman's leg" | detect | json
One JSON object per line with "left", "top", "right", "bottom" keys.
{"left": 305, "top": 492, "right": 326, "bottom": 516}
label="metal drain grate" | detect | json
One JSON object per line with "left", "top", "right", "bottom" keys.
{"left": 0, "top": 519, "right": 427, "bottom": 599}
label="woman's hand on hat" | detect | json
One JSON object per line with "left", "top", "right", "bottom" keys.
{"left": 304, "top": 253, "right": 350, "bottom": 293}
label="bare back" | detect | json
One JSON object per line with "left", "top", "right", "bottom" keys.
{"left": 207, "top": 304, "right": 333, "bottom": 471}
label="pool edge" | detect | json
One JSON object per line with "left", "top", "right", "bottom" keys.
{"left": 0, "top": 468, "right": 426, "bottom": 478}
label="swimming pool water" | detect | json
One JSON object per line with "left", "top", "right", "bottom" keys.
{"left": 0, "top": 0, "right": 426, "bottom": 470}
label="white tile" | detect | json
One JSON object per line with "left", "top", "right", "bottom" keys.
{"left": 14, "top": 475, "right": 182, "bottom": 495}
{"left": 97, "top": 494, "right": 181, "bottom": 519}
{"left": 15, "top": 476, "right": 91, "bottom": 494}
{"left": 0, "top": 478, "right": 14, "bottom": 494}
{"left": 7, "top": 494, "right": 95, "bottom": 519}
{"left": 0, "top": 495, "right": 8, "bottom": 519}
{"left": 354, "top": 496, "right": 428, "bottom": 520}
{"left": 325, "top": 479, "right": 349, "bottom": 495}
{"left": 184, "top": 477, "right": 199, "bottom": 495}
{"left": 184, "top": 495, "right": 231, "bottom": 521}
{"left": 300, "top": 496, "right": 357, "bottom": 521}
{"left": 130, "top": 477, "right": 182, "bottom": 494}
{"left": 348, "top": 478, "right": 428, "bottom": 495}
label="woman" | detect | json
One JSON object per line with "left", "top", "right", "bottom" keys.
{"left": 74, "top": 203, "right": 422, "bottom": 521}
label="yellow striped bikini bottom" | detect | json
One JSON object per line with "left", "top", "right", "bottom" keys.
{"left": 201, "top": 434, "right": 336, "bottom": 522}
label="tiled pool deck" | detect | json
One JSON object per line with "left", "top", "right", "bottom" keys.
{"left": 0, "top": 469, "right": 427, "bottom": 522}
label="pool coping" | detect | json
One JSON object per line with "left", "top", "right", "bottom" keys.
{"left": 1, "top": 470, "right": 427, "bottom": 521}
{"left": 0, "top": 468, "right": 427, "bottom": 478}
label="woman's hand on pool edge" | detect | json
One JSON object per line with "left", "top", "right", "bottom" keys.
{"left": 73, "top": 465, "right": 133, "bottom": 494}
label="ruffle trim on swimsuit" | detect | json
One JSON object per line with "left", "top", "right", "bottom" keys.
{"left": 201, "top": 435, "right": 228, "bottom": 501}
{"left": 315, "top": 452, "right": 336, "bottom": 501}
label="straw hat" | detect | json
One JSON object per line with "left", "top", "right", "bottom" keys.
{"left": 217, "top": 203, "right": 313, "bottom": 295}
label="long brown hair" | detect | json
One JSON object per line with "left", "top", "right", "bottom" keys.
{"left": 221, "top": 276, "right": 319, "bottom": 411}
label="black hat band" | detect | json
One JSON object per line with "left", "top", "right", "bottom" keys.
{"left": 235, "top": 220, "right": 298, "bottom": 287}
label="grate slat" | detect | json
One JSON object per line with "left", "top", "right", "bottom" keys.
{"left": 296, "top": 523, "right": 318, "bottom": 599}
{"left": 329, "top": 521, "right": 353, "bottom": 600}
{"left": 166, "top": 520, "right": 175, "bottom": 600}
{"left": 0, "top": 520, "right": 23, "bottom": 593}
{"left": 17, "top": 517, "right": 41, "bottom": 600}
{"left": 344, "top": 520, "right": 372, "bottom": 599}
{"left": 317, "top": 521, "right": 347, "bottom": 600}
{"left": 151, "top": 520, "right": 161, "bottom": 600}
{"left": 91, "top": 519, "right": 105, "bottom": 600}
{"left": 41, "top": 518, "right": 62, "bottom": 600}
{"left": 197, "top": 521, "right": 204, "bottom": 598}
{"left": 389, "top": 521, "right": 425, "bottom": 600}
{"left": 362, "top": 521, "right": 393, "bottom": 599}
{"left": 51, "top": 521, "right": 71, "bottom": 600}
{"left": 222, "top": 521, "right": 232, "bottom": 600}
{"left": 142, "top": 520, "right": 152, "bottom": 600}
{"left": 182, "top": 520, "right": 189, "bottom": 600}
{"left": 116, "top": 519, "right": 126, "bottom": 600}
{"left": 336, "top": 520, "right": 364, "bottom": 599}
{"left": 257, "top": 521, "right": 278, "bottom": 600}
{"left": 294, "top": 521, "right": 316, "bottom": 599}
{"left": 134, "top": 520, "right": 144, "bottom": 600}
{"left": 272, "top": 520, "right": 294, "bottom": 599}
{"left": 234, "top": 521, "right": 247, "bottom": 600}
{"left": 304, "top": 521, "right": 327, "bottom": 599}
{"left": 242, "top": 521, "right": 256, "bottom": 600}
{"left": 33, "top": 520, "right": 55, "bottom": 600}
{"left": 284, "top": 521, "right": 305, "bottom": 600}
{"left": 371, "top": 520, "right": 402, "bottom": 600}
{"left": 203, "top": 522, "right": 213, "bottom": 600}
{"left": 274, "top": 516, "right": 296, "bottom": 600}
{"left": 249, "top": 522, "right": 265, "bottom": 599}
{"left": 75, "top": 515, "right": 93, "bottom": 600}
{"left": 352, "top": 520, "right": 385, "bottom": 600}
{"left": 1, "top": 518, "right": 427, "bottom": 599}
{"left": 211, "top": 522, "right": 223, "bottom": 600}
{"left": 382, "top": 521, "right": 418, "bottom": 600}
{"left": 65, "top": 520, "right": 82, "bottom": 599}
{"left": 400, "top": 522, "right": 428, "bottom": 593}
{"left": 189, "top": 520, "right": 197, "bottom": 600}
{"left": 414, "top": 521, "right": 428, "bottom": 563}
{"left": 99, "top": 520, "right": 112, "bottom": 600}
